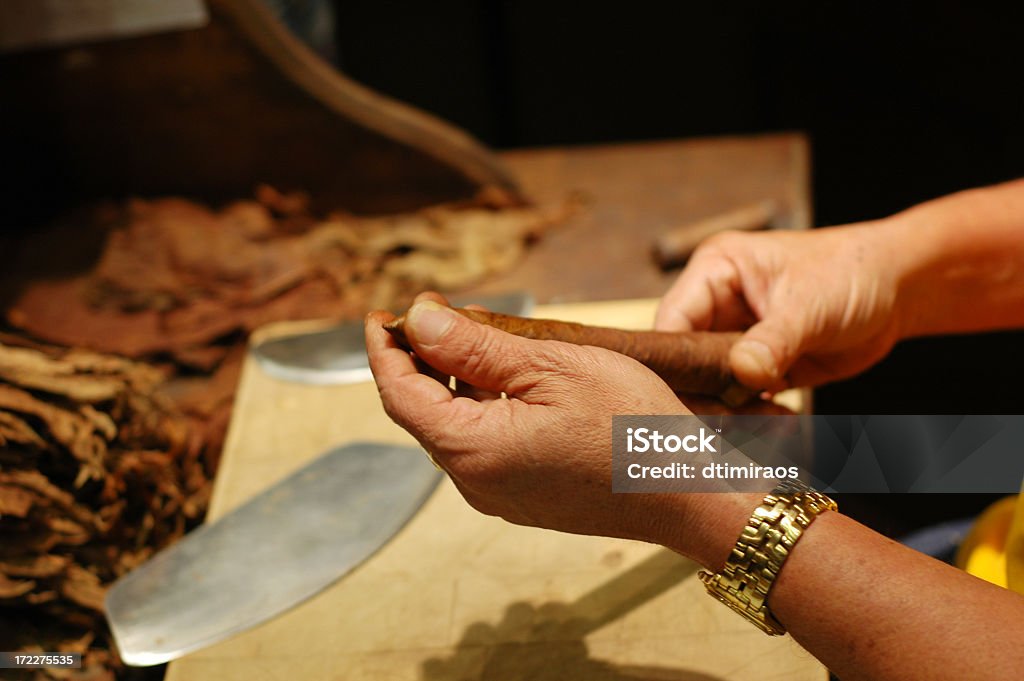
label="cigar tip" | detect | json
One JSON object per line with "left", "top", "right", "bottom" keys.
{"left": 382, "top": 315, "right": 412, "bottom": 349}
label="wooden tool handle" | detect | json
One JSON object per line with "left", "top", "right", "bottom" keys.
{"left": 653, "top": 200, "right": 778, "bottom": 269}
{"left": 384, "top": 308, "right": 754, "bottom": 405}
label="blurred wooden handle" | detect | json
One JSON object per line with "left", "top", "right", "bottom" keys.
{"left": 653, "top": 199, "right": 778, "bottom": 269}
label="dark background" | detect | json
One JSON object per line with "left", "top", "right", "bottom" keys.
{"left": 332, "top": 1, "right": 1024, "bottom": 421}
{"left": 332, "top": 2, "right": 1024, "bottom": 228}
{"left": 331, "top": 1, "right": 1024, "bottom": 530}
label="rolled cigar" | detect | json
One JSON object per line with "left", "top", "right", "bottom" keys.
{"left": 653, "top": 199, "right": 778, "bottom": 269}
{"left": 384, "top": 307, "right": 755, "bottom": 406}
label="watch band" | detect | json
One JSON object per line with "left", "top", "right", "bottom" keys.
{"left": 698, "top": 479, "right": 837, "bottom": 635}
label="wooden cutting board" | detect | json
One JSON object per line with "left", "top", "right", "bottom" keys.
{"left": 166, "top": 299, "right": 824, "bottom": 681}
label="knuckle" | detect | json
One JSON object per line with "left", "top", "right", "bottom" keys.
{"left": 524, "top": 348, "right": 567, "bottom": 380}
{"left": 378, "top": 384, "right": 451, "bottom": 449}
{"left": 699, "top": 230, "right": 737, "bottom": 252}
{"left": 456, "top": 327, "right": 506, "bottom": 379}
{"left": 700, "top": 229, "right": 755, "bottom": 257}
{"left": 459, "top": 342, "right": 492, "bottom": 381}
{"left": 536, "top": 341, "right": 588, "bottom": 374}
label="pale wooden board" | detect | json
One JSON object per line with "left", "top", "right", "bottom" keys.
{"left": 166, "top": 299, "right": 824, "bottom": 681}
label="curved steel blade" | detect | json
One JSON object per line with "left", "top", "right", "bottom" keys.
{"left": 252, "top": 291, "right": 533, "bottom": 385}
{"left": 105, "top": 442, "right": 441, "bottom": 666}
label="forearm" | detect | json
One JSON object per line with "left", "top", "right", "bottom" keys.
{"left": 670, "top": 496, "right": 1024, "bottom": 681}
{"left": 879, "top": 179, "right": 1024, "bottom": 339}
{"left": 773, "top": 512, "right": 1024, "bottom": 680}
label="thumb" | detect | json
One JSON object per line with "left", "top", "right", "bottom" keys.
{"left": 402, "top": 301, "right": 544, "bottom": 395}
{"left": 730, "top": 315, "right": 805, "bottom": 391}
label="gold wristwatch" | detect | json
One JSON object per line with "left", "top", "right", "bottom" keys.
{"left": 698, "top": 479, "right": 837, "bottom": 635}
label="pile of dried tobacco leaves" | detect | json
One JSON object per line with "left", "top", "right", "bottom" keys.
{"left": 0, "top": 186, "right": 568, "bottom": 679}
{"left": 0, "top": 339, "right": 210, "bottom": 680}
{"left": 6, "top": 186, "right": 564, "bottom": 368}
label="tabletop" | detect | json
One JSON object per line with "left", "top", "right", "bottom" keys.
{"left": 466, "top": 132, "right": 810, "bottom": 303}
{"left": 164, "top": 301, "right": 822, "bottom": 681}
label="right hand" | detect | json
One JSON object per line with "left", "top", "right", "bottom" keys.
{"left": 655, "top": 224, "right": 905, "bottom": 392}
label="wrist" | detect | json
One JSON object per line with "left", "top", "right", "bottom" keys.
{"left": 863, "top": 214, "right": 932, "bottom": 342}
{"left": 660, "top": 492, "right": 764, "bottom": 570}
{"left": 692, "top": 482, "right": 839, "bottom": 636}
{"left": 825, "top": 219, "right": 912, "bottom": 345}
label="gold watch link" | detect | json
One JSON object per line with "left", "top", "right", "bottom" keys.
{"left": 698, "top": 479, "right": 837, "bottom": 635}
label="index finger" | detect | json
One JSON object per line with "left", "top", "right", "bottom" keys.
{"left": 655, "top": 251, "right": 752, "bottom": 332}
{"left": 655, "top": 257, "right": 720, "bottom": 331}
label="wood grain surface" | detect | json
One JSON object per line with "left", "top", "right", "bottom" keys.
{"left": 165, "top": 299, "right": 823, "bottom": 681}
{"left": 462, "top": 133, "right": 810, "bottom": 304}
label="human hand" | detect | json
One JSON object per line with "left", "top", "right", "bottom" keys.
{"left": 365, "top": 293, "right": 694, "bottom": 547}
{"left": 655, "top": 225, "right": 904, "bottom": 392}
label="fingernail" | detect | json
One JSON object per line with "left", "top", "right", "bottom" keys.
{"left": 407, "top": 301, "right": 455, "bottom": 346}
{"left": 734, "top": 340, "right": 777, "bottom": 381}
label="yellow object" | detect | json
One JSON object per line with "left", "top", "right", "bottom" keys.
{"left": 955, "top": 495, "right": 1019, "bottom": 591}
{"left": 1008, "top": 488, "right": 1024, "bottom": 593}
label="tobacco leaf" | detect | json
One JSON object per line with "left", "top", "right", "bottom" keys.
{"left": 0, "top": 340, "right": 213, "bottom": 676}
{"left": 8, "top": 280, "right": 185, "bottom": 357}
{"left": 0, "top": 484, "right": 37, "bottom": 517}
{"left": 0, "top": 410, "right": 47, "bottom": 449}
{"left": 0, "top": 386, "right": 107, "bottom": 473}
{"left": 0, "top": 343, "right": 81, "bottom": 376}
{"left": 0, "top": 572, "right": 36, "bottom": 599}
{"left": 0, "top": 370, "right": 123, "bottom": 403}
{"left": 6, "top": 188, "right": 569, "bottom": 364}
{"left": 60, "top": 566, "right": 105, "bottom": 613}
{"left": 0, "top": 470, "right": 100, "bottom": 530}
{"left": 76, "top": 406, "right": 116, "bottom": 443}
{"left": 0, "top": 554, "right": 70, "bottom": 578}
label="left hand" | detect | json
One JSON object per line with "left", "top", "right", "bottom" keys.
{"left": 364, "top": 294, "right": 694, "bottom": 547}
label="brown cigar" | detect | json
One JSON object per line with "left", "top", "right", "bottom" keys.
{"left": 384, "top": 307, "right": 754, "bottom": 406}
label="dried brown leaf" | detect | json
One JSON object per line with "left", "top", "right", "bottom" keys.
{"left": 0, "top": 385, "right": 106, "bottom": 469}
{"left": 0, "top": 554, "right": 69, "bottom": 578}
{"left": 0, "top": 410, "right": 48, "bottom": 449}
{"left": 0, "top": 370, "right": 123, "bottom": 403}
{"left": 0, "top": 572, "right": 36, "bottom": 598}
{"left": 0, "top": 470, "right": 103, "bottom": 533}
{"left": 0, "top": 483, "right": 37, "bottom": 516}
{"left": 60, "top": 566, "right": 105, "bottom": 612}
